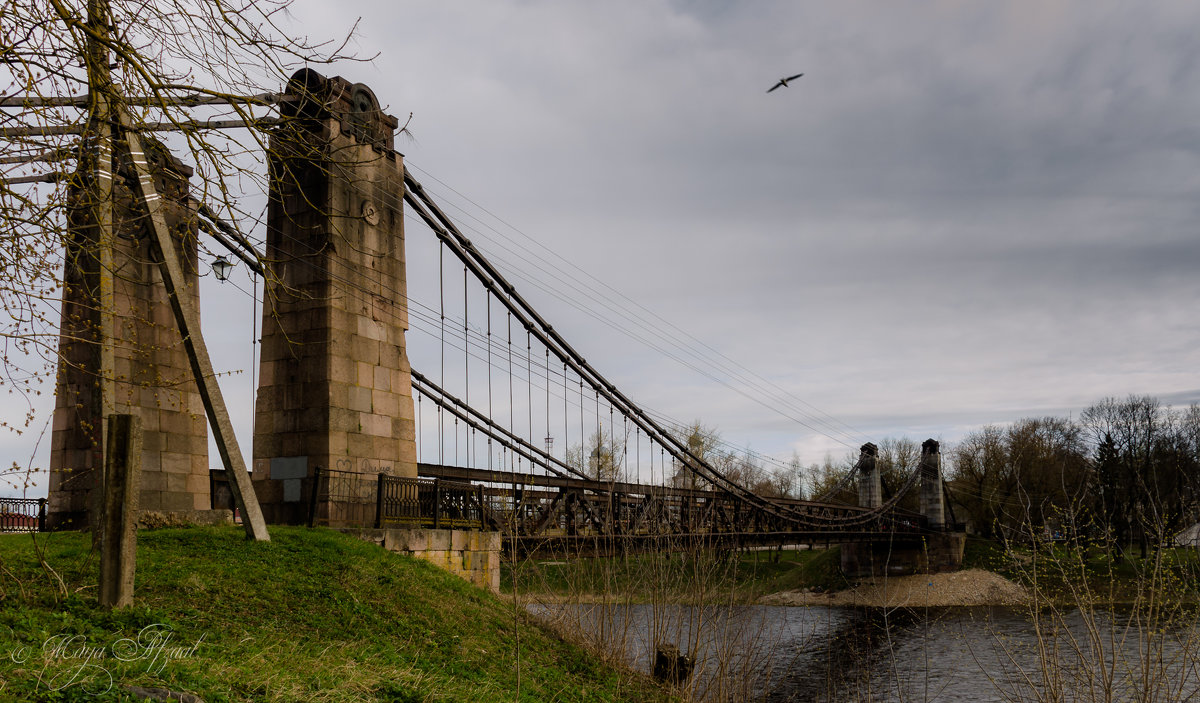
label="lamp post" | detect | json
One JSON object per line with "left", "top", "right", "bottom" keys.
{"left": 211, "top": 255, "right": 234, "bottom": 281}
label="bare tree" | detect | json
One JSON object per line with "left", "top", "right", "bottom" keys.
{"left": 1082, "top": 396, "right": 1198, "bottom": 557}
{"left": 0, "top": 0, "right": 362, "bottom": 487}
{"left": 805, "top": 452, "right": 855, "bottom": 502}
{"left": 669, "top": 420, "right": 723, "bottom": 491}
{"left": 723, "top": 449, "right": 774, "bottom": 496}
{"left": 876, "top": 437, "right": 921, "bottom": 511}
{"left": 767, "top": 452, "right": 805, "bottom": 499}
{"left": 949, "top": 424, "right": 1010, "bottom": 538}
{"left": 948, "top": 418, "right": 1089, "bottom": 540}
{"left": 566, "top": 429, "right": 627, "bottom": 483}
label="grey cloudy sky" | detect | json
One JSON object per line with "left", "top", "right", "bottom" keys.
{"left": 279, "top": 0, "right": 1200, "bottom": 464}
{"left": 7, "top": 1, "right": 1200, "bottom": 492}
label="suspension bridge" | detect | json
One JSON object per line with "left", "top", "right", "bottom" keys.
{"left": 23, "top": 69, "right": 963, "bottom": 574}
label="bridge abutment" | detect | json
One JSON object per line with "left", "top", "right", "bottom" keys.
{"left": 840, "top": 533, "right": 966, "bottom": 579}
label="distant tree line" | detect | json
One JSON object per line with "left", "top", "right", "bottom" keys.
{"left": 949, "top": 395, "right": 1200, "bottom": 555}
{"left": 807, "top": 437, "right": 922, "bottom": 509}
{"left": 565, "top": 421, "right": 806, "bottom": 498}
{"left": 792, "top": 395, "right": 1200, "bottom": 555}
{"left": 665, "top": 421, "right": 808, "bottom": 499}
{"left": 566, "top": 396, "right": 1200, "bottom": 556}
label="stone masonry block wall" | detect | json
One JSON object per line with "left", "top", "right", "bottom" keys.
{"left": 254, "top": 70, "right": 417, "bottom": 525}
{"left": 49, "top": 141, "right": 209, "bottom": 529}
{"left": 348, "top": 528, "right": 501, "bottom": 592}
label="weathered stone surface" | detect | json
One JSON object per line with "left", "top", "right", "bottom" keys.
{"left": 919, "top": 439, "right": 945, "bottom": 529}
{"left": 856, "top": 442, "right": 882, "bottom": 509}
{"left": 840, "top": 533, "right": 966, "bottom": 579}
{"left": 253, "top": 71, "right": 417, "bottom": 526}
{"left": 49, "top": 141, "right": 210, "bottom": 529}
{"left": 137, "top": 509, "right": 233, "bottom": 529}
{"left": 347, "top": 527, "right": 500, "bottom": 592}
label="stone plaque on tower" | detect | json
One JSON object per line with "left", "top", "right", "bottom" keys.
{"left": 253, "top": 70, "right": 417, "bottom": 525}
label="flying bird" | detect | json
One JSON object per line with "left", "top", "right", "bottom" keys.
{"left": 767, "top": 73, "right": 804, "bottom": 93}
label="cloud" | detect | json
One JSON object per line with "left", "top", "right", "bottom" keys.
{"left": 15, "top": 1, "right": 1200, "bottom": 486}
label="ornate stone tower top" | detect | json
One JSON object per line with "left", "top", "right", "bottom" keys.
{"left": 282, "top": 68, "right": 400, "bottom": 151}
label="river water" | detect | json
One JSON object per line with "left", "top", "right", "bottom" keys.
{"left": 528, "top": 603, "right": 1200, "bottom": 702}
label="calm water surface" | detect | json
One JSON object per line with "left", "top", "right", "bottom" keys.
{"left": 529, "top": 603, "right": 1200, "bottom": 702}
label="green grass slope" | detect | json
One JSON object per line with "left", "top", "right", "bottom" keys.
{"left": 0, "top": 526, "right": 672, "bottom": 703}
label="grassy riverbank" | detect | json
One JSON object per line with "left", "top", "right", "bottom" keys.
{"left": 962, "top": 536, "right": 1200, "bottom": 605}
{"left": 506, "top": 538, "right": 1200, "bottom": 608}
{"left": 504, "top": 546, "right": 848, "bottom": 603}
{"left": 0, "top": 526, "right": 674, "bottom": 703}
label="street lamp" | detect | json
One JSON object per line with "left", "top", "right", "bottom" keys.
{"left": 211, "top": 255, "right": 234, "bottom": 281}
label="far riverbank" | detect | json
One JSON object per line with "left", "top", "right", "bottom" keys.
{"left": 506, "top": 538, "right": 1200, "bottom": 609}
{"left": 757, "top": 568, "right": 1028, "bottom": 608}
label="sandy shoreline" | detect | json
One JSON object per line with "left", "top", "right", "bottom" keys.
{"left": 756, "top": 568, "right": 1029, "bottom": 608}
{"left": 510, "top": 569, "right": 1030, "bottom": 608}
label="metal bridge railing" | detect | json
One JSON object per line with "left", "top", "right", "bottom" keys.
{"left": 0, "top": 497, "right": 46, "bottom": 533}
{"left": 304, "top": 464, "right": 935, "bottom": 541}
{"left": 377, "top": 474, "right": 484, "bottom": 530}
{"left": 306, "top": 468, "right": 486, "bottom": 531}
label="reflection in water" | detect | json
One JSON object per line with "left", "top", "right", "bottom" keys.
{"left": 529, "top": 603, "right": 1200, "bottom": 702}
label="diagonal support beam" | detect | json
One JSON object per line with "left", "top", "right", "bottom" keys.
{"left": 530, "top": 489, "right": 568, "bottom": 535}
{"left": 119, "top": 114, "right": 269, "bottom": 542}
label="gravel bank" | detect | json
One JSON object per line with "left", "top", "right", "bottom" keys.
{"left": 758, "top": 568, "right": 1029, "bottom": 608}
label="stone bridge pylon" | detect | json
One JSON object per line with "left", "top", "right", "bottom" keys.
{"left": 251, "top": 70, "right": 418, "bottom": 524}
{"left": 48, "top": 140, "right": 210, "bottom": 529}
{"left": 47, "top": 70, "right": 418, "bottom": 529}
{"left": 841, "top": 439, "right": 963, "bottom": 577}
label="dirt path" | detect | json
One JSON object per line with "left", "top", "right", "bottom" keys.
{"left": 758, "top": 568, "right": 1029, "bottom": 608}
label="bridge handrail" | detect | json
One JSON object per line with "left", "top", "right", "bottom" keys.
{"left": 0, "top": 497, "right": 47, "bottom": 533}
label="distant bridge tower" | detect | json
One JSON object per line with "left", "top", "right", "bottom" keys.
{"left": 856, "top": 442, "right": 882, "bottom": 509}
{"left": 841, "top": 437, "right": 962, "bottom": 577}
{"left": 919, "top": 439, "right": 945, "bottom": 529}
{"left": 252, "top": 70, "right": 417, "bottom": 524}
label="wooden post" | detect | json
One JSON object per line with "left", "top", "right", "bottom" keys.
{"left": 84, "top": 0, "right": 116, "bottom": 540}
{"left": 99, "top": 414, "right": 140, "bottom": 608}
{"left": 118, "top": 116, "right": 269, "bottom": 542}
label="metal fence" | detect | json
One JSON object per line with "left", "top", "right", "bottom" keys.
{"left": 307, "top": 468, "right": 487, "bottom": 530}
{"left": 307, "top": 468, "right": 378, "bottom": 528}
{"left": 0, "top": 497, "right": 46, "bottom": 533}
{"left": 377, "top": 474, "right": 484, "bottom": 529}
